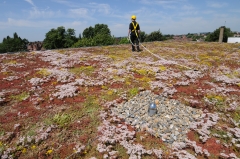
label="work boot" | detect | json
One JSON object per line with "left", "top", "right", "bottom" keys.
{"left": 137, "top": 46, "right": 141, "bottom": 52}
{"left": 132, "top": 45, "right": 136, "bottom": 52}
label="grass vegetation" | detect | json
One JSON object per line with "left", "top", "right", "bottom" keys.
{"left": 10, "top": 91, "right": 30, "bottom": 102}
{"left": 53, "top": 113, "right": 72, "bottom": 127}
{"left": 69, "top": 65, "right": 95, "bottom": 76}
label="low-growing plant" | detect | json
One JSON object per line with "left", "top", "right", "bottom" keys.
{"left": 46, "top": 149, "right": 53, "bottom": 155}
{"left": 205, "top": 94, "right": 226, "bottom": 111}
{"left": 211, "top": 128, "right": 230, "bottom": 144}
{"left": 193, "top": 131, "right": 201, "bottom": 142}
{"left": 136, "top": 76, "right": 151, "bottom": 88}
{"left": 101, "top": 85, "right": 108, "bottom": 90}
{"left": 0, "top": 141, "right": 5, "bottom": 153}
{"left": 2, "top": 71, "right": 9, "bottom": 75}
{"left": 53, "top": 113, "right": 72, "bottom": 127}
{"left": 31, "top": 145, "right": 36, "bottom": 150}
{"left": 10, "top": 91, "right": 30, "bottom": 102}
{"left": 159, "top": 65, "right": 167, "bottom": 71}
{"left": 0, "top": 130, "right": 5, "bottom": 136}
{"left": 107, "top": 90, "right": 114, "bottom": 96}
{"left": 231, "top": 112, "right": 240, "bottom": 123}
{"left": 134, "top": 69, "right": 155, "bottom": 76}
{"left": 115, "top": 144, "right": 128, "bottom": 158}
{"left": 57, "top": 49, "right": 66, "bottom": 54}
{"left": 22, "top": 147, "right": 27, "bottom": 153}
{"left": 8, "top": 60, "right": 17, "bottom": 64}
{"left": 84, "top": 95, "right": 100, "bottom": 107}
{"left": 161, "top": 144, "right": 173, "bottom": 159}
{"left": 101, "top": 89, "right": 119, "bottom": 102}
{"left": 135, "top": 133, "right": 163, "bottom": 150}
{"left": 206, "top": 94, "right": 225, "bottom": 103}
{"left": 124, "top": 76, "right": 133, "bottom": 86}
{"left": 27, "top": 129, "right": 36, "bottom": 137}
{"left": 108, "top": 54, "right": 121, "bottom": 61}
{"left": 138, "top": 76, "right": 151, "bottom": 83}
{"left": 135, "top": 69, "right": 148, "bottom": 76}
{"left": 36, "top": 68, "right": 51, "bottom": 77}
{"left": 69, "top": 66, "right": 95, "bottom": 76}
{"left": 226, "top": 70, "right": 240, "bottom": 78}
{"left": 128, "top": 87, "right": 139, "bottom": 97}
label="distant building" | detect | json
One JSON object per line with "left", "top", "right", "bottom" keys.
{"left": 233, "top": 32, "right": 240, "bottom": 37}
{"left": 227, "top": 37, "right": 240, "bottom": 43}
{"left": 27, "top": 41, "right": 44, "bottom": 51}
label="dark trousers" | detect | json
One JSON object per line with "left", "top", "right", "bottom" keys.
{"left": 130, "top": 34, "right": 140, "bottom": 51}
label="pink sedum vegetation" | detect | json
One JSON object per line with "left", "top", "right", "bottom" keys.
{"left": 0, "top": 42, "right": 240, "bottom": 158}
{"left": 189, "top": 112, "right": 219, "bottom": 143}
{"left": 52, "top": 83, "right": 78, "bottom": 99}
{"left": 0, "top": 91, "right": 5, "bottom": 103}
{"left": 97, "top": 111, "right": 163, "bottom": 158}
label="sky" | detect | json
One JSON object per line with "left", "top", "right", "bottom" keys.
{"left": 0, "top": 0, "right": 240, "bottom": 42}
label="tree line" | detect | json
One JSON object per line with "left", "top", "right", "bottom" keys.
{"left": 0, "top": 33, "right": 29, "bottom": 53}
{"left": 0, "top": 24, "right": 234, "bottom": 53}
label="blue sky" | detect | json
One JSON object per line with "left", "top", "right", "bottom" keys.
{"left": 0, "top": 0, "right": 240, "bottom": 42}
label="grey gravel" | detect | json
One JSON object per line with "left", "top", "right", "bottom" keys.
{"left": 111, "top": 90, "right": 203, "bottom": 144}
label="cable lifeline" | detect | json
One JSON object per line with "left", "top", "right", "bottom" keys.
{"left": 128, "top": 35, "right": 195, "bottom": 70}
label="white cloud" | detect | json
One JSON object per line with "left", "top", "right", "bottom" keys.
{"left": 69, "top": 8, "right": 88, "bottom": 17}
{"left": 207, "top": 2, "right": 227, "bottom": 8}
{"left": 52, "top": 0, "right": 69, "bottom": 4}
{"left": 230, "top": 9, "right": 240, "bottom": 14}
{"left": 89, "top": 3, "right": 111, "bottom": 14}
{"left": 0, "top": 18, "right": 56, "bottom": 28}
{"left": 140, "top": 0, "right": 187, "bottom": 5}
{"left": 29, "top": 8, "right": 61, "bottom": 19}
{"left": 51, "top": 0, "right": 78, "bottom": 8}
{"left": 70, "top": 21, "right": 84, "bottom": 26}
{"left": 24, "top": 0, "right": 35, "bottom": 7}
{"left": 202, "top": 10, "right": 216, "bottom": 15}
{"left": 7, "top": 18, "right": 37, "bottom": 27}
{"left": 0, "top": 18, "right": 87, "bottom": 31}
{"left": 182, "top": 4, "right": 195, "bottom": 10}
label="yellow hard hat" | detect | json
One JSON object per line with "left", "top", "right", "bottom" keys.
{"left": 131, "top": 15, "right": 136, "bottom": 20}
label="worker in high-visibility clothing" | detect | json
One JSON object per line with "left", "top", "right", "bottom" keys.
{"left": 128, "top": 15, "right": 141, "bottom": 52}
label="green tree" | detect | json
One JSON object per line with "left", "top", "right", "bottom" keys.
{"left": 0, "top": 43, "right": 6, "bottom": 53}
{"left": 163, "top": 34, "right": 174, "bottom": 40}
{"left": 57, "top": 26, "right": 66, "bottom": 47}
{"left": 205, "top": 26, "right": 234, "bottom": 42}
{"left": 43, "top": 26, "right": 77, "bottom": 49}
{"left": 78, "top": 33, "right": 82, "bottom": 40}
{"left": 186, "top": 33, "right": 193, "bottom": 38}
{"left": 43, "top": 28, "right": 61, "bottom": 49}
{"left": 139, "top": 31, "right": 147, "bottom": 42}
{"left": 93, "top": 33, "right": 114, "bottom": 46}
{"left": 144, "top": 29, "right": 163, "bottom": 42}
{"left": 119, "top": 37, "right": 129, "bottom": 44}
{"left": 64, "top": 28, "right": 77, "bottom": 48}
{"left": 82, "top": 26, "right": 94, "bottom": 38}
{"left": 94, "top": 24, "right": 111, "bottom": 36}
{"left": 0, "top": 32, "right": 29, "bottom": 53}
{"left": 72, "top": 38, "right": 95, "bottom": 47}
{"left": 73, "top": 24, "right": 114, "bottom": 47}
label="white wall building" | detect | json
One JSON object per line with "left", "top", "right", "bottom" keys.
{"left": 227, "top": 37, "right": 240, "bottom": 43}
